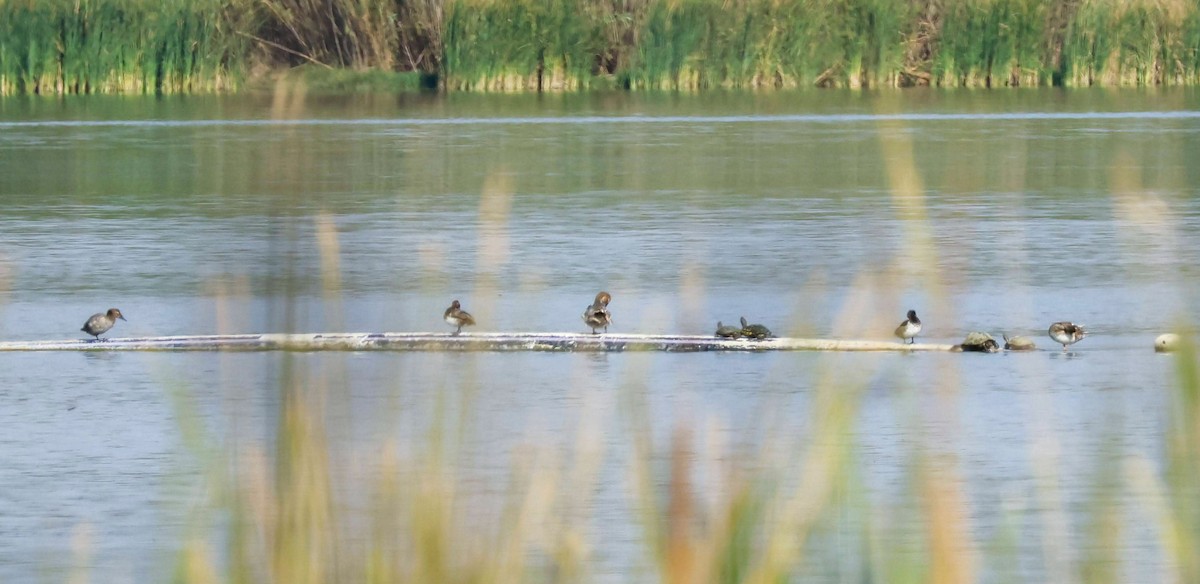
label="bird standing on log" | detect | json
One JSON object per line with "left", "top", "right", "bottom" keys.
{"left": 582, "top": 291, "right": 612, "bottom": 334}
{"left": 82, "top": 308, "right": 126, "bottom": 342}
{"left": 894, "top": 309, "right": 921, "bottom": 344}
{"left": 443, "top": 300, "right": 475, "bottom": 335}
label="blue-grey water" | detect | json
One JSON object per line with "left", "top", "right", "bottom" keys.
{"left": 0, "top": 89, "right": 1198, "bottom": 582}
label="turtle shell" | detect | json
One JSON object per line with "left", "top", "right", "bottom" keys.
{"left": 960, "top": 331, "right": 999, "bottom": 352}
{"left": 742, "top": 323, "right": 773, "bottom": 339}
{"left": 715, "top": 322, "right": 744, "bottom": 338}
{"left": 1003, "top": 334, "right": 1036, "bottom": 351}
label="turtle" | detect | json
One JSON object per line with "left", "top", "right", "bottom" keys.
{"left": 715, "top": 321, "right": 744, "bottom": 339}
{"left": 739, "top": 316, "right": 773, "bottom": 340}
{"left": 1002, "top": 334, "right": 1036, "bottom": 351}
{"left": 957, "top": 331, "right": 1000, "bottom": 353}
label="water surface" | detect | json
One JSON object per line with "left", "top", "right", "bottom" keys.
{"left": 0, "top": 89, "right": 1198, "bottom": 581}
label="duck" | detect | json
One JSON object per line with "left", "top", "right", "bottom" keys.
{"left": 1048, "top": 322, "right": 1086, "bottom": 350}
{"left": 443, "top": 300, "right": 475, "bottom": 335}
{"left": 82, "top": 308, "right": 126, "bottom": 341}
{"left": 582, "top": 291, "right": 612, "bottom": 334}
{"left": 894, "top": 309, "right": 921, "bottom": 344}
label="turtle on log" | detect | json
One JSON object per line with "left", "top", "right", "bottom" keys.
{"left": 715, "top": 321, "right": 744, "bottom": 339}
{"left": 739, "top": 316, "right": 773, "bottom": 340}
{"left": 955, "top": 331, "right": 1000, "bottom": 353}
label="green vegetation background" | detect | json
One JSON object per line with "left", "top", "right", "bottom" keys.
{"left": 1, "top": 0, "right": 1199, "bottom": 93}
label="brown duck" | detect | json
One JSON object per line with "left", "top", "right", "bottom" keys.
{"left": 1048, "top": 322, "right": 1085, "bottom": 350}
{"left": 82, "top": 308, "right": 126, "bottom": 341}
{"left": 443, "top": 300, "right": 476, "bottom": 335}
{"left": 582, "top": 291, "right": 612, "bottom": 334}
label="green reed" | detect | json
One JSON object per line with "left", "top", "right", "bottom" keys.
{"left": 929, "top": 0, "right": 1049, "bottom": 87}
{"left": 0, "top": 0, "right": 243, "bottom": 95}
{"left": 441, "top": 0, "right": 914, "bottom": 91}
{"left": 1060, "top": 0, "right": 1200, "bottom": 86}
{"left": 439, "top": 0, "right": 1200, "bottom": 89}
{"left": 4, "top": 0, "right": 1200, "bottom": 94}
{"left": 442, "top": 0, "right": 602, "bottom": 90}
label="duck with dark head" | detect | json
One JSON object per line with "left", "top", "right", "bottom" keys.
{"left": 894, "top": 309, "right": 921, "bottom": 344}
{"left": 443, "top": 300, "right": 475, "bottom": 335}
{"left": 82, "top": 308, "right": 126, "bottom": 342}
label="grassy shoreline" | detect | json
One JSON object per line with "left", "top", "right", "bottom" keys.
{"left": 1, "top": 0, "right": 1198, "bottom": 95}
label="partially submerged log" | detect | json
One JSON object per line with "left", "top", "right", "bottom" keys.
{"left": 0, "top": 332, "right": 958, "bottom": 353}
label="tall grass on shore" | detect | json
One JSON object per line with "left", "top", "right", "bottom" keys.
{"left": 440, "top": 0, "right": 914, "bottom": 90}
{"left": 928, "top": 0, "right": 1049, "bottom": 88}
{"left": 245, "top": 0, "right": 400, "bottom": 71}
{"left": 440, "top": 0, "right": 1200, "bottom": 90}
{"left": 3, "top": 0, "right": 1200, "bottom": 94}
{"left": 222, "top": 0, "right": 446, "bottom": 77}
{"left": 442, "top": 0, "right": 602, "bottom": 91}
{"left": 1060, "top": 0, "right": 1200, "bottom": 87}
{"left": 0, "top": 0, "right": 244, "bottom": 95}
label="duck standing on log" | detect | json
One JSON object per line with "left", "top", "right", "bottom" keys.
{"left": 443, "top": 300, "right": 475, "bottom": 335}
{"left": 894, "top": 309, "right": 921, "bottom": 344}
{"left": 582, "top": 291, "right": 612, "bottom": 334}
{"left": 82, "top": 308, "right": 126, "bottom": 342}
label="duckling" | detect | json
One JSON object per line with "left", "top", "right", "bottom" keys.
{"left": 82, "top": 308, "right": 126, "bottom": 342}
{"left": 1048, "top": 322, "right": 1086, "bottom": 350}
{"left": 894, "top": 309, "right": 921, "bottom": 344}
{"left": 443, "top": 300, "right": 475, "bottom": 335}
{"left": 582, "top": 291, "right": 612, "bottom": 334}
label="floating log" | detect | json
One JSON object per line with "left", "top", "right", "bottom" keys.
{"left": 0, "top": 332, "right": 957, "bottom": 353}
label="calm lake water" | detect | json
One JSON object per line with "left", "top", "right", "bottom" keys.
{"left": 1, "top": 89, "right": 1199, "bottom": 581}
